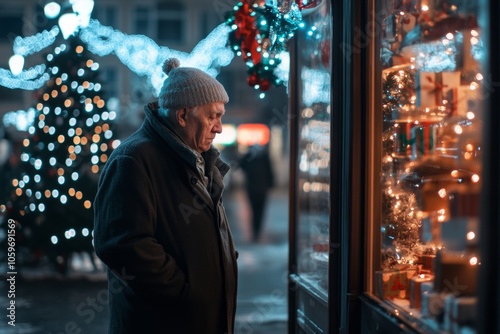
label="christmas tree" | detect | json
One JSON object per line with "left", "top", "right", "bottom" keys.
{"left": 382, "top": 67, "right": 416, "bottom": 123}
{"left": 4, "top": 35, "right": 117, "bottom": 274}
{"left": 380, "top": 80, "right": 422, "bottom": 269}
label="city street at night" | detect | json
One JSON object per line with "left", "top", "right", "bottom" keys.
{"left": 0, "top": 187, "right": 289, "bottom": 334}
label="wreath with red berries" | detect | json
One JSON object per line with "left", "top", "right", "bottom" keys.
{"left": 225, "top": 0, "right": 302, "bottom": 91}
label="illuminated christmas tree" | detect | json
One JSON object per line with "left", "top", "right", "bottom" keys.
{"left": 5, "top": 35, "right": 117, "bottom": 274}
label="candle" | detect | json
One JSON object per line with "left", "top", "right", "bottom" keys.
{"left": 410, "top": 273, "right": 434, "bottom": 309}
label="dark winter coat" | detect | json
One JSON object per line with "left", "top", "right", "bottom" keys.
{"left": 93, "top": 102, "right": 238, "bottom": 334}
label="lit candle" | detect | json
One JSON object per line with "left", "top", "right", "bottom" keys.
{"left": 410, "top": 273, "right": 434, "bottom": 309}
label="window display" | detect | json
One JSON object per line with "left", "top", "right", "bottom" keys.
{"left": 375, "top": 0, "right": 484, "bottom": 332}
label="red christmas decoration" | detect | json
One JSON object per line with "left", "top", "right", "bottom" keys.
{"left": 259, "top": 79, "right": 271, "bottom": 91}
{"left": 320, "top": 39, "right": 330, "bottom": 68}
{"left": 234, "top": 1, "right": 262, "bottom": 65}
{"left": 296, "top": 0, "right": 322, "bottom": 10}
{"left": 247, "top": 74, "right": 259, "bottom": 86}
{"left": 226, "top": 0, "right": 302, "bottom": 92}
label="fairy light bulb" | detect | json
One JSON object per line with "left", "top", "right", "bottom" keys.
{"left": 44, "top": 2, "right": 61, "bottom": 19}
{"left": 9, "top": 55, "right": 25, "bottom": 76}
{"left": 59, "top": 13, "right": 79, "bottom": 39}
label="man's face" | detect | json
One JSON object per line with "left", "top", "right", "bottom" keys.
{"left": 178, "top": 102, "right": 225, "bottom": 153}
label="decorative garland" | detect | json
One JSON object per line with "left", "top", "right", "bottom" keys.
{"left": 225, "top": 0, "right": 302, "bottom": 91}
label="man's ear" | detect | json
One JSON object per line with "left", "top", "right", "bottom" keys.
{"left": 176, "top": 108, "right": 188, "bottom": 127}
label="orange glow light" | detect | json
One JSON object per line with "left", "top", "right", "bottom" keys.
{"left": 236, "top": 123, "right": 270, "bottom": 146}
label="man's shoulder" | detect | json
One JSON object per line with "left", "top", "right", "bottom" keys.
{"left": 110, "top": 130, "right": 165, "bottom": 162}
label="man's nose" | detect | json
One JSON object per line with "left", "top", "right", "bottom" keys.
{"left": 214, "top": 119, "right": 223, "bottom": 133}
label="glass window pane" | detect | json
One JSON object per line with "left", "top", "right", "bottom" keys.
{"left": 158, "top": 19, "right": 183, "bottom": 41}
{"left": 156, "top": 1, "right": 185, "bottom": 43}
{"left": 295, "top": 0, "right": 331, "bottom": 296}
{"left": 158, "top": 1, "right": 183, "bottom": 11}
{"left": 93, "top": 5, "right": 118, "bottom": 27}
{"left": 134, "top": 7, "right": 150, "bottom": 35}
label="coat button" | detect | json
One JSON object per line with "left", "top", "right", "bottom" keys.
{"left": 235, "top": 250, "right": 239, "bottom": 259}
{"left": 191, "top": 177, "right": 198, "bottom": 185}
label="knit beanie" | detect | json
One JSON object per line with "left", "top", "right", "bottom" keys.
{"left": 158, "top": 58, "right": 229, "bottom": 109}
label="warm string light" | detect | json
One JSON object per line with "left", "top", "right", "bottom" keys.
{"left": 380, "top": 17, "right": 486, "bottom": 272}
{"left": 7, "top": 36, "right": 117, "bottom": 254}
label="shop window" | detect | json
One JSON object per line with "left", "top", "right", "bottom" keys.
{"left": 93, "top": 4, "right": 119, "bottom": 28}
{"left": 134, "top": 6, "right": 152, "bottom": 36}
{"left": 370, "top": 1, "right": 483, "bottom": 332}
{"left": 156, "top": 1, "right": 185, "bottom": 43}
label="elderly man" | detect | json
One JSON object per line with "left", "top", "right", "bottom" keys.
{"left": 93, "top": 58, "right": 238, "bottom": 334}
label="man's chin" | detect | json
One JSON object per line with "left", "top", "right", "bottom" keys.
{"left": 199, "top": 144, "right": 211, "bottom": 152}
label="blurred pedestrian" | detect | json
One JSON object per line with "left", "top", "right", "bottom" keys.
{"left": 93, "top": 58, "right": 238, "bottom": 334}
{"left": 239, "top": 144, "right": 275, "bottom": 242}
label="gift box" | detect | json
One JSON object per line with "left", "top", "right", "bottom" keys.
{"left": 418, "top": 254, "right": 436, "bottom": 273}
{"left": 421, "top": 281, "right": 434, "bottom": 295}
{"left": 451, "top": 296, "right": 477, "bottom": 333}
{"left": 411, "top": 123, "right": 438, "bottom": 160}
{"left": 421, "top": 291, "right": 445, "bottom": 318}
{"left": 452, "top": 85, "right": 480, "bottom": 117}
{"left": 390, "top": 106, "right": 447, "bottom": 159}
{"left": 410, "top": 274, "right": 434, "bottom": 309}
{"left": 443, "top": 294, "right": 455, "bottom": 331}
{"left": 392, "top": 121, "right": 416, "bottom": 158}
{"left": 416, "top": 72, "right": 461, "bottom": 108}
{"left": 441, "top": 217, "right": 479, "bottom": 251}
{"left": 375, "top": 266, "right": 418, "bottom": 300}
{"left": 443, "top": 295, "right": 477, "bottom": 334}
{"left": 457, "top": 124, "right": 482, "bottom": 173}
{"left": 418, "top": 181, "right": 450, "bottom": 213}
{"left": 420, "top": 216, "right": 433, "bottom": 244}
{"left": 449, "top": 190, "right": 480, "bottom": 218}
{"left": 434, "top": 250, "right": 478, "bottom": 296}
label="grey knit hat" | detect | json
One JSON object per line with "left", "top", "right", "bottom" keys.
{"left": 158, "top": 58, "right": 229, "bottom": 109}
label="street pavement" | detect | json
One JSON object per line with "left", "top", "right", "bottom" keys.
{"left": 227, "top": 187, "right": 289, "bottom": 334}
{"left": 0, "top": 186, "right": 289, "bottom": 334}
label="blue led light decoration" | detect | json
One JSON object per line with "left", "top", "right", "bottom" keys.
{"left": 225, "top": 0, "right": 302, "bottom": 91}
{"left": 4, "top": 36, "right": 117, "bottom": 274}
{"left": 1, "top": 0, "right": 233, "bottom": 95}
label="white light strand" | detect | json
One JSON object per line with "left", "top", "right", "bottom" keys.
{"left": 301, "top": 67, "right": 330, "bottom": 107}
{"left": 1, "top": 20, "right": 236, "bottom": 93}
{"left": 184, "top": 23, "right": 235, "bottom": 77}
{"left": 13, "top": 26, "right": 60, "bottom": 57}
{"left": 273, "top": 51, "right": 291, "bottom": 86}
{"left": 80, "top": 20, "right": 235, "bottom": 96}
{"left": 3, "top": 108, "right": 36, "bottom": 131}
{"left": 0, "top": 66, "right": 49, "bottom": 90}
{"left": 301, "top": 67, "right": 331, "bottom": 106}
